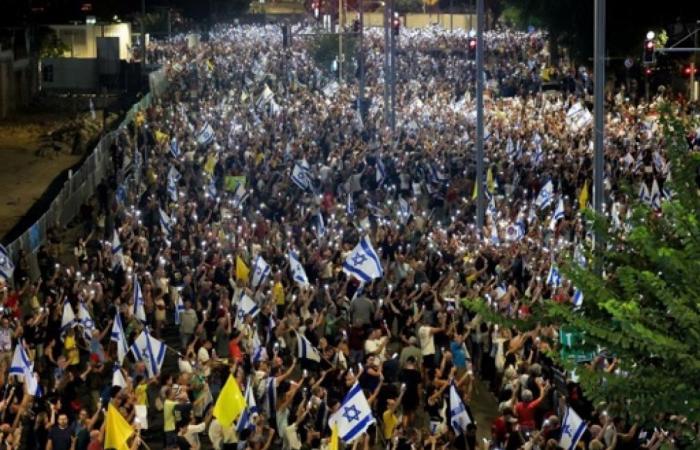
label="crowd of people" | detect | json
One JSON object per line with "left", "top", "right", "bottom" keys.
{"left": 0, "top": 19, "right": 699, "bottom": 450}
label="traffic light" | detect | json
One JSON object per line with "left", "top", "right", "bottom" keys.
{"left": 681, "top": 65, "right": 698, "bottom": 77}
{"left": 468, "top": 37, "right": 477, "bottom": 60}
{"left": 311, "top": 0, "right": 320, "bottom": 20}
{"left": 644, "top": 67, "right": 653, "bottom": 77}
{"left": 392, "top": 14, "right": 400, "bottom": 36}
{"left": 643, "top": 39, "right": 655, "bottom": 64}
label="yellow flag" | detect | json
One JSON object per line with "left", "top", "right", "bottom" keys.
{"left": 213, "top": 374, "right": 246, "bottom": 428}
{"left": 471, "top": 180, "right": 478, "bottom": 200}
{"left": 155, "top": 130, "right": 169, "bottom": 145}
{"left": 236, "top": 256, "right": 250, "bottom": 283}
{"left": 486, "top": 167, "right": 495, "bottom": 193}
{"left": 272, "top": 281, "right": 285, "bottom": 305}
{"left": 204, "top": 153, "right": 218, "bottom": 175}
{"left": 329, "top": 422, "right": 339, "bottom": 450}
{"left": 105, "top": 404, "right": 134, "bottom": 450}
{"left": 578, "top": 179, "right": 589, "bottom": 210}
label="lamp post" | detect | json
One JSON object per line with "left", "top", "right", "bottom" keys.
{"left": 593, "top": 0, "right": 606, "bottom": 255}
{"left": 475, "top": 0, "right": 484, "bottom": 229}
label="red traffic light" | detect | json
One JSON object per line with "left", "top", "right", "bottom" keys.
{"left": 644, "top": 67, "right": 653, "bottom": 77}
{"left": 645, "top": 40, "right": 654, "bottom": 50}
{"left": 682, "top": 65, "right": 698, "bottom": 76}
{"left": 468, "top": 38, "right": 477, "bottom": 49}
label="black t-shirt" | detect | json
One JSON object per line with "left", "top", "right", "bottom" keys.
{"left": 48, "top": 426, "right": 73, "bottom": 450}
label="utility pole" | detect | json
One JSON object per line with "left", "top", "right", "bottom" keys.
{"left": 358, "top": 0, "right": 366, "bottom": 120}
{"left": 389, "top": 0, "right": 396, "bottom": 133}
{"left": 593, "top": 0, "right": 605, "bottom": 253}
{"left": 383, "top": 2, "right": 390, "bottom": 127}
{"left": 141, "top": 0, "right": 147, "bottom": 74}
{"left": 449, "top": 0, "right": 453, "bottom": 32}
{"left": 475, "top": 0, "right": 484, "bottom": 229}
{"left": 338, "top": 0, "right": 344, "bottom": 82}
{"left": 692, "top": 20, "right": 699, "bottom": 101}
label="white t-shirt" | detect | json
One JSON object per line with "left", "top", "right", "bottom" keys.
{"left": 418, "top": 325, "right": 436, "bottom": 356}
{"left": 364, "top": 337, "right": 387, "bottom": 362}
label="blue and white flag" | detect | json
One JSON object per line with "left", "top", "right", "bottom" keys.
{"left": 167, "top": 166, "right": 181, "bottom": 202}
{"left": 572, "top": 288, "right": 584, "bottom": 307}
{"left": 133, "top": 278, "right": 147, "bottom": 323}
{"left": 291, "top": 160, "right": 313, "bottom": 192}
{"left": 251, "top": 256, "right": 271, "bottom": 290}
{"left": 170, "top": 137, "right": 180, "bottom": 158}
{"left": 160, "top": 208, "right": 173, "bottom": 236}
{"left": 0, "top": 244, "right": 15, "bottom": 282}
{"left": 342, "top": 236, "right": 383, "bottom": 283}
{"left": 174, "top": 295, "right": 185, "bottom": 325}
{"left": 546, "top": 264, "right": 561, "bottom": 287}
{"left": 130, "top": 329, "right": 166, "bottom": 378}
{"left": 111, "top": 230, "right": 124, "bottom": 270}
{"left": 559, "top": 407, "right": 587, "bottom": 450}
{"left": 346, "top": 194, "right": 356, "bottom": 216}
{"left": 297, "top": 332, "right": 321, "bottom": 362}
{"left": 650, "top": 179, "right": 661, "bottom": 210}
{"left": 549, "top": 198, "right": 565, "bottom": 231}
{"left": 195, "top": 122, "right": 215, "bottom": 146}
{"left": 449, "top": 382, "right": 472, "bottom": 435}
{"left": 235, "top": 293, "right": 260, "bottom": 325}
{"left": 639, "top": 182, "right": 651, "bottom": 205}
{"left": 288, "top": 251, "right": 309, "bottom": 287}
{"left": 236, "top": 379, "right": 259, "bottom": 434}
{"left": 263, "top": 376, "right": 276, "bottom": 417}
{"left": 505, "top": 220, "right": 525, "bottom": 241}
{"left": 328, "top": 382, "right": 376, "bottom": 443}
{"left": 78, "top": 302, "right": 95, "bottom": 340}
{"left": 207, "top": 178, "right": 218, "bottom": 199}
{"left": 9, "top": 342, "right": 32, "bottom": 377}
{"left": 489, "top": 223, "right": 500, "bottom": 246}
{"left": 231, "top": 182, "right": 249, "bottom": 209}
{"left": 535, "top": 180, "right": 554, "bottom": 210}
{"left": 428, "top": 164, "right": 449, "bottom": 185}
{"left": 314, "top": 212, "right": 326, "bottom": 238}
{"left": 376, "top": 157, "right": 387, "bottom": 186}
{"left": 61, "top": 301, "right": 76, "bottom": 335}
{"left": 111, "top": 312, "right": 129, "bottom": 365}
{"left": 251, "top": 330, "right": 268, "bottom": 363}
{"left": 112, "top": 365, "right": 127, "bottom": 388}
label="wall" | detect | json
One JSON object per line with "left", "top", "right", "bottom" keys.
{"left": 0, "top": 50, "right": 39, "bottom": 119}
{"left": 49, "top": 23, "right": 133, "bottom": 60}
{"left": 41, "top": 58, "right": 99, "bottom": 91}
{"left": 343, "top": 12, "right": 476, "bottom": 30}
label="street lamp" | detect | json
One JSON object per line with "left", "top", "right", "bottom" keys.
{"left": 646, "top": 30, "right": 655, "bottom": 40}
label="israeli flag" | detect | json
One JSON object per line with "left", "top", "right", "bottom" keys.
{"left": 546, "top": 264, "right": 561, "bottom": 287}
{"left": 59, "top": 301, "right": 76, "bottom": 335}
{"left": 289, "top": 251, "right": 309, "bottom": 286}
{"left": 111, "top": 229, "right": 124, "bottom": 270}
{"left": 573, "top": 288, "right": 584, "bottom": 307}
{"left": 328, "top": 382, "right": 375, "bottom": 443}
{"left": 263, "top": 376, "right": 276, "bottom": 417}
{"left": 342, "top": 236, "right": 384, "bottom": 283}
{"left": 559, "top": 407, "right": 587, "bottom": 450}
{"left": 291, "top": 160, "right": 313, "bottom": 192}
{"left": 376, "top": 157, "right": 387, "bottom": 186}
{"left": 130, "top": 329, "right": 166, "bottom": 378}
{"left": 533, "top": 143, "right": 544, "bottom": 166}
{"left": 251, "top": 330, "right": 268, "bottom": 363}
{"left": 0, "top": 244, "right": 15, "bottom": 282}
{"left": 535, "top": 180, "right": 554, "bottom": 210}
{"left": 639, "top": 182, "right": 651, "bottom": 205}
{"left": 236, "top": 379, "right": 259, "bottom": 434}
{"left": 490, "top": 223, "right": 500, "bottom": 246}
{"left": 297, "top": 332, "right": 321, "bottom": 362}
{"left": 251, "top": 256, "right": 271, "bottom": 290}
{"left": 133, "top": 278, "right": 147, "bottom": 323}
{"left": 160, "top": 208, "right": 173, "bottom": 236}
{"left": 195, "top": 122, "right": 215, "bottom": 146}
{"left": 235, "top": 293, "right": 260, "bottom": 325}
{"left": 231, "top": 182, "right": 249, "bottom": 209}
{"left": 505, "top": 220, "right": 525, "bottom": 241}
{"left": 9, "top": 342, "right": 32, "bottom": 376}
{"left": 170, "top": 137, "right": 180, "bottom": 158}
{"left": 111, "top": 312, "right": 129, "bottom": 365}
{"left": 174, "top": 295, "right": 185, "bottom": 325}
{"left": 112, "top": 365, "right": 127, "bottom": 388}
{"left": 78, "top": 302, "right": 95, "bottom": 340}
{"left": 549, "top": 197, "right": 565, "bottom": 231}
{"left": 651, "top": 179, "right": 661, "bottom": 209}
{"left": 207, "top": 178, "right": 218, "bottom": 199}
{"left": 167, "top": 166, "right": 181, "bottom": 202}
{"left": 314, "top": 212, "right": 326, "bottom": 238}
{"left": 346, "top": 194, "right": 356, "bottom": 216}
{"left": 449, "top": 382, "right": 472, "bottom": 435}
{"left": 428, "top": 164, "right": 449, "bottom": 185}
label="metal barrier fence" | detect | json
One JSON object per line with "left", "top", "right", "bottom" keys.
{"left": 4, "top": 71, "right": 169, "bottom": 282}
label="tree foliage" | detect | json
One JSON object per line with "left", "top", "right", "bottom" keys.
{"left": 308, "top": 33, "right": 357, "bottom": 78}
{"left": 465, "top": 106, "right": 700, "bottom": 434}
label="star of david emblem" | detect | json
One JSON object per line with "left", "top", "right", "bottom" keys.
{"left": 238, "top": 309, "right": 247, "bottom": 320}
{"left": 141, "top": 347, "right": 151, "bottom": 360}
{"left": 351, "top": 253, "right": 367, "bottom": 266}
{"left": 342, "top": 405, "right": 361, "bottom": 423}
{"left": 562, "top": 424, "right": 572, "bottom": 436}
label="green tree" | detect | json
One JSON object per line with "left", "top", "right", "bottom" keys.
{"left": 308, "top": 32, "right": 357, "bottom": 78}
{"left": 465, "top": 106, "right": 700, "bottom": 434}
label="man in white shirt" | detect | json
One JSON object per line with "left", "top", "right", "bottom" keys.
{"left": 364, "top": 327, "right": 389, "bottom": 363}
{"left": 418, "top": 319, "right": 443, "bottom": 375}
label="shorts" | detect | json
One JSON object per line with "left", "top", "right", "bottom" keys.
{"left": 422, "top": 354, "right": 436, "bottom": 369}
